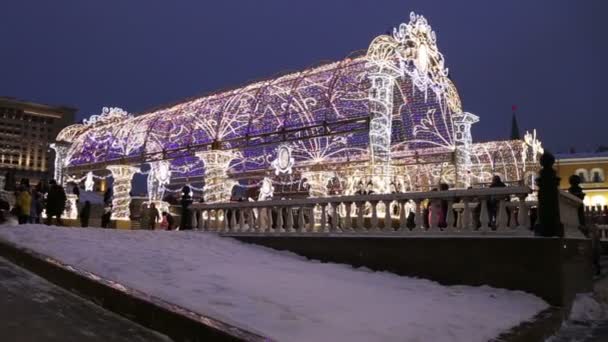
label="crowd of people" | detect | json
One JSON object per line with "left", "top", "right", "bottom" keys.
{"left": 2, "top": 178, "right": 67, "bottom": 226}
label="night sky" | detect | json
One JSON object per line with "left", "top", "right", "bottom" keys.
{"left": 1, "top": 1, "right": 603, "bottom": 153}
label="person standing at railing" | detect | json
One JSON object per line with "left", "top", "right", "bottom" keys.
{"left": 568, "top": 174, "right": 586, "bottom": 227}
{"left": 488, "top": 175, "right": 507, "bottom": 228}
{"left": 180, "top": 186, "right": 193, "bottom": 230}
{"left": 45, "top": 179, "right": 66, "bottom": 226}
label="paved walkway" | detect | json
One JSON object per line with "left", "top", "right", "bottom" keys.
{"left": 0, "top": 257, "right": 170, "bottom": 342}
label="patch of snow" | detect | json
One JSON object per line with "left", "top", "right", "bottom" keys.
{"left": 569, "top": 293, "right": 606, "bottom": 322}
{"left": 0, "top": 224, "right": 549, "bottom": 342}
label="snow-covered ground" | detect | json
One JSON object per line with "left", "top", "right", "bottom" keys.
{"left": 0, "top": 224, "right": 549, "bottom": 342}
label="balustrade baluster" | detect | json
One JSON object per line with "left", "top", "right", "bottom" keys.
{"left": 384, "top": 200, "right": 392, "bottom": 232}
{"left": 212, "top": 210, "right": 218, "bottom": 231}
{"left": 414, "top": 200, "right": 423, "bottom": 231}
{"left": 356, "top": 202, "right": 364, "bottom": 231}
{"left": 276, "top": 207, "right": 284, "bottom": 232}
{"left": 286, "top": 206, "right": 295, "bottom": 232}
{"left": 344, "top": 202, "right": 352, "bottom": 231}
{"left": 329, "top": 202, "right": 338, "bottom": 232}
{"left": 479, "top": 197, "right": 490, "bottom": 231}
{"left": 268, "top": 207, "right": 274, "bottom": 232}
{"left": 445, "top": 200, "right": 455, "bottom": 232}
{"left": 222, "top": 209, "right": 229, "bottom": 232}
{"left": 462, "top": 198, "right": 471, "bottom": 231}
{"left": 239, "top": 208, "right": 245, "bottom": 232}
{"left": 298, "top": 206, "right": 306, "bottom": 233}
{"left": 320, "top": 204, "right": 328, "bottom": 232}
{"left": 370, "top": 201, "right": 379, "bottom": 231}
{"left": 429, "top": 199, "right": 439, "bottom": 231}
{"left": 496, "top": 199, "right": 508, "bottom": 230}
{"left": 308, "top": 205, "right": 315, "bottom": 232}
{"left": 229, "top": 209, "right": 237, "bottom": 232}
{"left": 399, "top": 200, "right": 407, "bottom": 232}
{"left": 203, "top": 210, "right": 208, "bottom": 231}
{"left": 247, "top": 208, "right": 255, "bottom": 232}
{"left": 517, "top": 195, "right": 529, "bottom": 231}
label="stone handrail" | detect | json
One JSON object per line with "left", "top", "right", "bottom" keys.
{"left": 558, "top": 190, "right": 585, "bottom": 238}
{"left": 190, "top": 186, "right": 538, "bottom": 236}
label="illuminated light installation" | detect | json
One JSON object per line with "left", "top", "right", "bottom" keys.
{"left": 106, "top": 165, "right": 140, "bottom": 220}
{"left": 272, "top": 145, "right": 295, "bottom": 175}
{"left": 146, "top": 161, "right": 171, "bottom": 213}
{"left": 523, "top": 129, "right": 544, "bottom": 164}
{"left": 84, "top": 171, "right": 95, "bottom": 191}
{"left": 55, "top": 12, "right": 544, "bottom": 210}
{"left": 452, "top": 112, "right": 480, "bottom": 188}
{"left": 49, "top": 142, "right": 71, "bottom": 185}
{"left": 195, "top": 150, "right": 239, "bottom": 203}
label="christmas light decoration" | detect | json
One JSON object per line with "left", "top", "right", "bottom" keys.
{"left": 84, "top": 171, "right": 95, "bottom": 191}
{"left": 106, "top": 165, "right": 140, "bottom": 220}
{"left": 195, "top": 150, "right": 239, "bottom": 203}
{"left": 53, "top": 12, "right": 543, "bottom": 204}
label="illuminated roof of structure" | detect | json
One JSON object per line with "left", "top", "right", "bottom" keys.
{"left": 60, "top": 12, "right": 465, "bottom": 178}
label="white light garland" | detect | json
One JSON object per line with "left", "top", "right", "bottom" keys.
{"left": 106, "top": 165, "right": 140, "bottom": 220}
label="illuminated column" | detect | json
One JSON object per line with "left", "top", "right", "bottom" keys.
{"left": 452, "top": 112, "right": 479, "bottom": 188}
{"left": 50, "top": 142, "right": 71, "bottom": 185}
{"left": 367, "top": 67, "right": 400, "bottom": 193}
{"left": 106, "top": 165, "right": 140, "bottom": 220}
{"left": 147, "top": 160, "right": 171, "bottom": 213}
{"left": 196, "top": 150, "right": 238, "bottom": 203}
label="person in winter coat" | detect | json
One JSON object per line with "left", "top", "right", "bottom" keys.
{"left": 160, "top": 211, "right": 174, "bottom": 230}
{"left": 147, "top": 203, "right": 160, "bottom": 230}
{"left": 46, "top": 180, "right": 67, "bottom": 226}
{"left": 29, "top": 191, "right": 43, "bottom": 224}
{"left": 80, "top": 200, "right": 91, "bottom": 227}
{"left": 16, "top": 186, "right": 31, "bottom": 224}
{"left": 101, "top": 204, "right": 112, "bottom": 228}
{"left": 180, "top": 186, "right": 193, "bottom": 230}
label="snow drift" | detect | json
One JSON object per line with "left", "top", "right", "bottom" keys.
{"left": 0, "top": 225, "right": 548, "bottom": 342}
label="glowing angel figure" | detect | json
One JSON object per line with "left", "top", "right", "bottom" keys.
{"left": 84, "top": 172, "right": 95, "bottom": 191}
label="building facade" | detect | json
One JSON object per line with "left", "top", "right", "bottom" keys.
{"left": 0, "top": 97, "right": 76, "bottom": 185}
{"left": 556, "top": 152, "right": 608, "bottom": 209}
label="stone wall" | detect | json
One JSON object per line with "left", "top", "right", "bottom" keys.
{"left": 229, "top": 235, "right": 592, "bottom": 307}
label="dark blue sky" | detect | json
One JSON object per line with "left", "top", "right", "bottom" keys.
{"left": 1, "top": 1, "right": 603, "bottom": 152}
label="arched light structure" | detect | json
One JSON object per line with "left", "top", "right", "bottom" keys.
{"left": 54, "top": 12, "right": 543, "bottom": 205}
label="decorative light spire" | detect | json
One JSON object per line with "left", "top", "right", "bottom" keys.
{"left": 510, "top": 105, "right": 521, "bottom": 140}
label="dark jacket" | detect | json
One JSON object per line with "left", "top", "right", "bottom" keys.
{"left": 80, "top": 202, "right": 91, "bottom": 226}
{"left": 46, "top": 184, "right": 67, "bottom": 215}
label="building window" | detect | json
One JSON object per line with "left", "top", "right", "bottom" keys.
{"left": 590, "top": 168, "right": 605, "bottom": 183}
{"left": 575, "top": 168, "right": 589, "bottom": 183}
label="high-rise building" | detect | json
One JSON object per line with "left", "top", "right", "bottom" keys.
{"left": 0, "top": 97, "right": 76, "bottom": 185}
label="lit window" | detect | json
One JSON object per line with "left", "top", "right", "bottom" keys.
{"left": 575, "top": 168, "right": 589, "bottom": 183}
{"left": 591, "top": 168, "right": 604, "bottom": 183}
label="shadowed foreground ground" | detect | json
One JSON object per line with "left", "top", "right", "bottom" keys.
{"left": 0, "top": 256, "right": 170, "bottom": 342}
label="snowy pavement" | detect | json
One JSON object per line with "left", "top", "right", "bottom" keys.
{"left": 0, "top": 224, "right": 549, "bottom": 342}
{"left": 0, "top": 256, "right": 170, "bottom": 342}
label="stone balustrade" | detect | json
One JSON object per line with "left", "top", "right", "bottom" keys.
{"left": 190, "top": 186, "right": 547, "bottom": 236}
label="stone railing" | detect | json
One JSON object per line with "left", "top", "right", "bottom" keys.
{"left": 190, "top": 187, "right": 541, "bottom": 236}
{"left": 558, "top": 191, "right": 586, "bottom": 238}
{"left": 583, "top": 206, "right": 608, "bottom": 241}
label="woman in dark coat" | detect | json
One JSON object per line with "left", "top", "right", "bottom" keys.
{"left": 180, "top": 186, "right": 193, "bottom": 230}
{"left": 80, "top": 201, "right": 91, "bottom": 227}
